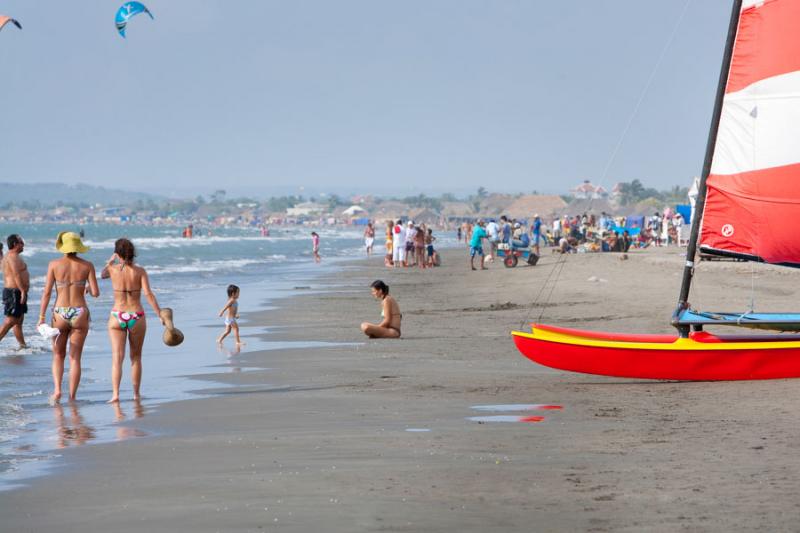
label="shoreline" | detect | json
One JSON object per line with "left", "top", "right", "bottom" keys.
{"left": 0, "top": 253, "right": 365, "bottom": 490}
{"left": 4, "top": 247, "right": 800, "bottom": 531}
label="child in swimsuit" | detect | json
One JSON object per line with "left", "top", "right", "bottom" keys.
{"left": 217, "top": 284, "right": 242, "bottom": 345}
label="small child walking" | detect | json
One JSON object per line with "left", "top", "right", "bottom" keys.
{"left": 217, "top": 284, "right": 242, "bottom": 345}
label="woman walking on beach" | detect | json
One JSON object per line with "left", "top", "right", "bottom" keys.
{"left": 102, "top": 238, "right": 164, "bottom": 403}
{"left": 360, "top": 280, "right": 401, "bottom": 338}
{"left": 311, "top": 231, "right": 321, "bottom": 263}
{"left": 38, "top": 232, "right": 99, "bottom": 404}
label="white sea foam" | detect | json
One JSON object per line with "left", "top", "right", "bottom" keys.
{"left": 0, "top": 402, "right": 31, "bottom": 444}
{"left": 144, "top": 257, "right": 286, "bottom": 276}
{"left": 81, "top": 235, "right": 300, "bottom": 251}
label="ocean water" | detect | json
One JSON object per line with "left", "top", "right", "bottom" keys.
{"left": 0, "top": 222, "right": 456, "bottom": 488}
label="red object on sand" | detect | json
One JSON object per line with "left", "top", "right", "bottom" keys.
{"left": 511, "top": 1, "right": 800, "bottom": 381}
{"left": 512, "top": 324, "right": 800, "bottom": 381}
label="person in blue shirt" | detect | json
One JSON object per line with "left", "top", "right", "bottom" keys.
{"left": 470, "top": 220, "right": 488, "bottom": 271}
{"left": 511, "top": 223, "right": 530, "bottom": 250}
{"left": 500, "top": 215, "right": 511, "bottom": 244}
{"left": 531, "top": 214, "right": 542, "bottom": 255}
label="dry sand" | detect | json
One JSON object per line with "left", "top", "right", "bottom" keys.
{"left": 3, "top": 246, "right": 800, "bottom": 532}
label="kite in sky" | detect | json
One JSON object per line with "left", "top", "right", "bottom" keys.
{"left": 115, "top": 2, "right": 153, "bottom": 38}
{"left": 0, "top": 15, "right": 22, "bottom": 32}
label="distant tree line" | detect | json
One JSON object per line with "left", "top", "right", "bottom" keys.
{"left": 616, "top": 179, "right": 689, "bottom": 206}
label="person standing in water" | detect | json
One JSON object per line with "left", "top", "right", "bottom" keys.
{"left": 311, "top": 231, "right": 321, "bottom": 263}
{"left": 0, "top": 234, "right": 29, "bottom": 349}
{"left": 217, "top": 284, "right": 242, "bottom": 345}
{"left": 102, "top": 238, "right": 164, "bottom": 403}
{"left": 38, "top": 232, "right": 99, "bottom": 404}
{"left": 360, "top": 280, "right": 401, "bottom": 338}
{"left": 364, "top": 222, "right": 375, "bottom": 257}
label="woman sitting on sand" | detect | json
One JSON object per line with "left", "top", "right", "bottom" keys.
{"left": 360, "top": 280, "right": 401, "bottom": 338}
{"left": 38, "top": 232, "right": 100, "bottom": 404}
{"left": 102, "top": 238, "right": 164, "bottom": 403}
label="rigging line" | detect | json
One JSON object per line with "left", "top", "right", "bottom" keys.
{"left": 519, "top": 252, "right": 567, "bottom": 330}
{"left": 595, "top": 0, "right": 693, "bottom": 192}
{"left": 520, "top": 254, "right": 561, "bottom": 329}
{"left": 747, "top": 104, "right": 759, "bottom": 314}
{"left": 537, "top": 252, "right": 570, "bottom": 324}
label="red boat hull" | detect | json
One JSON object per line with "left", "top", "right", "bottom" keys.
{"left": 512, "top": 324, "right": 800, "bottom": 381}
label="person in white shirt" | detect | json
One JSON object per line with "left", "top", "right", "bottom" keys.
{"left": 404, "top": 221, "right": 417, "bottom": 267}
{"left": 392, "top": 220, "right": 405, "bottom": 267}
{"left": 673, "top": 213, "right": 685, "bottom": 246}
{"left": 485, "top": 219, "right": 500, "bottom": 261}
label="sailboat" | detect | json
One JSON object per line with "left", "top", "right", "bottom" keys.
{"left": 512, "top": 0, "right": 800, "bottom": 380}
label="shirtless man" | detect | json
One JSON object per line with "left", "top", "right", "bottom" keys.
{"left": 0, "top": 234, "right": 29, "bottom": 348}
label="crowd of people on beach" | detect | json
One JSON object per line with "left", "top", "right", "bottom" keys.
{"left": 457, "top": 210, "right": 687, "bottom": 263}
{"left": 0, "top": 232, "right": 178, "bottom": 405}
{"left": 381, "top": 220, "right": 439, "bottom": 269}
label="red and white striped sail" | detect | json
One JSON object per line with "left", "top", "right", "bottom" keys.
{"left": 699, "top": 0, "right": 800, "bottom": 266}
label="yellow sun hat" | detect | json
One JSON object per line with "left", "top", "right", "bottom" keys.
{"left": 55, "top": 231, "right": 90, "bottom": 254}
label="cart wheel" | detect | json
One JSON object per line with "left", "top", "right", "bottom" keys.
{"left": 504, "top": 255, "right": 518, "bottom": 268}
{"left": 527, "top": 253, "right": 539, "bottom": 266}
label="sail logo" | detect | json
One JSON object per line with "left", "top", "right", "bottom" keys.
{"left": 721, "top": 224, "right": 735, "bottom": 237}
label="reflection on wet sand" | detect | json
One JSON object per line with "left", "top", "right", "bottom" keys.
{"left": 219, "top": 343, "right": 242, "bottom": 372}
{"left": 219, "top": 343, "right": 241, "bottom": 358}
{"left": 112, "top": 400, "right": 148, "bottom": 441}
{"left": 0, "top": 354, "right": 26, "bottom": 366}
{"left": 53, "top": 403, "right": 96, "bottom": 448}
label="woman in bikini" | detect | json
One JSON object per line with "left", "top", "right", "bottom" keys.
{"left": 102, "top": 238, "right": 164, "bottom": 403}
{"left": 360, "top": 280, "right": 401, "bottom": 338}
{"left": 38, "top": 232, "right": 100, "bottom": 404}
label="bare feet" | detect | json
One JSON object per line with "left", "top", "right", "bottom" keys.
{"left": 216, "top": 337, "right": 223, "bottom": 344}
{"left": 133, "top": 393, "right": 141, "bottom": 402}
{"left": 107, "top": 397, "right": 120, "bottom": 404}
{"left": 49, "top": 392, "right": 61, "bottom": 406}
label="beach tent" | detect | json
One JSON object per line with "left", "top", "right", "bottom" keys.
{"left": 625, "top": 215, "right": 645, "bottom": 229}
{"left": 341, "top": 205, "right": 365, "bottom": 217}
{"left": 609, "top": 224, "right": 641, "bottom": 236}
{"left": 675, "top": 205, "right": 691, "bottom": 224}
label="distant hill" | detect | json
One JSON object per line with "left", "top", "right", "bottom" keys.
{"left": 0, "top": 183, "right": 163, "bottom": 207}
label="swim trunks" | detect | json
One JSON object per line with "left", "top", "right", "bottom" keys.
{"left": 2, "top": 288, "right": 27, "bottom": 318}
{"left": 470, "top": 246, "right": 484, "bottom": 257}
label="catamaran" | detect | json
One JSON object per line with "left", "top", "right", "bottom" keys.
{"left": 512, "top": 0, "right": 800, "bottom": 380}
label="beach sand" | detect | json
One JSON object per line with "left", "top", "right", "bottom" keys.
{"left": 3, "top": 246, "right": 800, "bottom": 532}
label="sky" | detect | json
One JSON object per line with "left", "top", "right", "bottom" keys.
{"left": 0, "top": 1, "right": 734, "bottom": 198}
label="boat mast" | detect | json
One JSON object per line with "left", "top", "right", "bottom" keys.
{"left": 675, "top": 0, "right": 742, "bottom": 337}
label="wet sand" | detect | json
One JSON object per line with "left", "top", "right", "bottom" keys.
{"left": 3, "top": 246, "right": 800, "bottom": 531}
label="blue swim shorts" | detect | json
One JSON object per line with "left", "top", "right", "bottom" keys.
{"left": 470, "top": 245, "right": 484, "bottom": 257}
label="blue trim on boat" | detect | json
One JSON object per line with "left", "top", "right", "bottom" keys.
{"left": 675, "top": 309, "right": 800, "bottom": 331}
